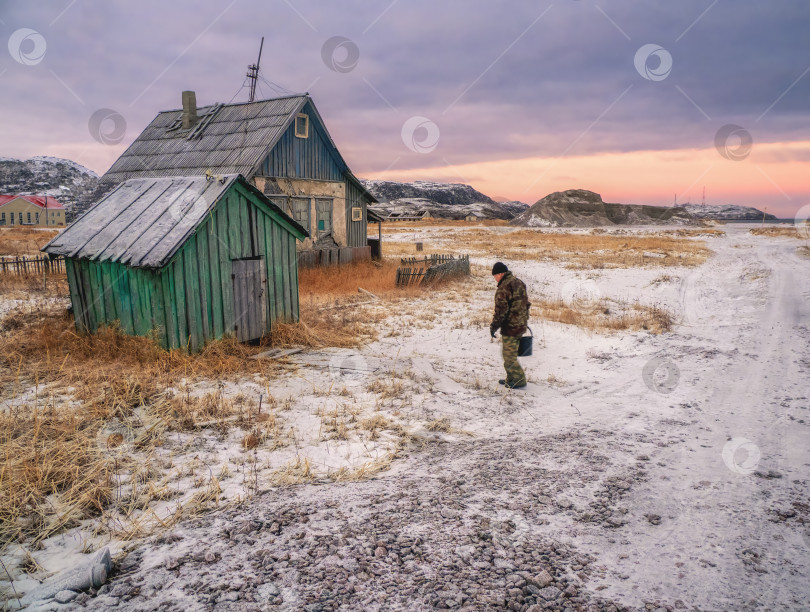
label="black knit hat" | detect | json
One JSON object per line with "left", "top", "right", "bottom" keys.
{"left": 491, "top": 262, "right": 508, "bottom": 275}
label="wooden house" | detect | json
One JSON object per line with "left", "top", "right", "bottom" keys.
{"left": 43, "top": 174, "right": 308, "bottom": 351}
{"left": 97, "top": 91, "right": 377, "bottom": 266}
{"left": 0, "top": 195, "right": 65, "bottom": 227}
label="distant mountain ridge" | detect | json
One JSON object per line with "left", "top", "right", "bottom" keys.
{"left": 360, "top": 179, "right": 529, "bottom": 220}
{"left": 681, "top": 203, "right": 777, "bottom": 221}
{"left": 513, "top": 189, "right": 695, "bottom": 227}
{"left": 0, "top": 156, "right": 99, "bottom": 220}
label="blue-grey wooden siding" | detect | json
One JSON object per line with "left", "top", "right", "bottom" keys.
{"left": 259, "top": 101, "right": 344, "bottom": 181}
{"left": 345, "top": 178, "right": 368, "bottom": 248}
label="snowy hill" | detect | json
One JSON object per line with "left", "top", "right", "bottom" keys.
{"left": 681, "top": 204, "right": 776, "bottom": 221}
{"left": 360, "top": 179, "right": 529, "bottom": 220}
{"left": 0, "top": 156, "right": 99, "bottom": 220}
{"left": 513, "top": 189, "right": 695, "bottom": 227}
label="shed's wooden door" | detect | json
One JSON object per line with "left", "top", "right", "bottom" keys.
{"left": 231, "top": 258, "right": 266, "bottom": 343}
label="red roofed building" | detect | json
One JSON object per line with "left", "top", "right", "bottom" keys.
{"left": 0, "top": 195, "right": 66, "bottom": 227}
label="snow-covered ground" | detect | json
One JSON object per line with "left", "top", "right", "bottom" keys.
{"left": 4, "top": 224, "right": 809, "bottom": 611}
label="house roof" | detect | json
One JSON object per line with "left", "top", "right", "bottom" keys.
{"left": 43, "top": 174, "right": 307, "bottom": 268}
{"left": 366, "top": 207, "right": 386, "bottom": 223}
{"left": 99, "top": 93, "right": 377, "bottom": 203}
{"left": 0, "top": 195, "right": 64, "bottom": 209}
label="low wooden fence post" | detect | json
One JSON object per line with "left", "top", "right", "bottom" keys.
{"left": 0, "top": 255, "right": 65, "bottom": 276}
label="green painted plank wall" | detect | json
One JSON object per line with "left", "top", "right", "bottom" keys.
{"left": 65, "top": 182, "right": 302, "bottom": 351}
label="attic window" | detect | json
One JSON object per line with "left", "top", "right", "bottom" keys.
{"left": 295, "top": 113, "right": 309, "bottom": 138}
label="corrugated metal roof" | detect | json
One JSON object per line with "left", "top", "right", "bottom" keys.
{"left": 43, "top": 175, "right": 307, "bottom": 269}
{"left": 100, "top": 95, "right": 309, "bottom": 185}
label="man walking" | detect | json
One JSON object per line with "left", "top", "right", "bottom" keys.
{"left": 490, "top": 262, "right": 530, "bottom": 389}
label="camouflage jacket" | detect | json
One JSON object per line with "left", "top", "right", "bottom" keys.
{"left": 490, "top": 272, "right": 530, "bottom": 337}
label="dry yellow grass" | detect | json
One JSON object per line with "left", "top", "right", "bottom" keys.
{"left": 0, "top": 228, "right": 59, "bottom": 256}
{"left": 298, "top": 259, "right": 401, "bottom": 298}
{"left": 454, "top": 229, "right": 711, "bottom": 269}
{"left": 0, "top": 295, "right": 383, "bottom": 548}
{"left": 0, "top": 272, "right": 68, "bottom": 297}
{"left": 384, "top": 218, "right": 509, "bottom": 230}
{"left": 535, "top": 297, "right": 673, "bottom": 334}
{"left": 749, "top": 226, "right": 801, "bottom": 238}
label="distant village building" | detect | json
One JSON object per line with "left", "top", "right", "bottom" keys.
{"left": 383, "top": 210, "right": 431, "bottom": 222}
{"left": 465, "top": 211, "right": 484, "bottom": 222}
{"left": 97, "top": 92, "right": 377, "bottom": 266}
{"left": 43, "top": 175, "right": 307, "bottom": 351}
{"left": 0, "top": 195, "right": 65, "bottom": 227}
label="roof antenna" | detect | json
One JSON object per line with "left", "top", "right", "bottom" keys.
{"left": 247, "top": 37, "right": 264, "bottom": 102}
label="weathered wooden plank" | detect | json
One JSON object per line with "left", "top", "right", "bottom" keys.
{"left": 289, "top": 239, "right": 300, "bottom": 322}
{"left": 160, "top": 269, "right": 178, "bottom": 349}
{"left": 195, "top": 228, "right": 211, "bottom": 341}
{"left": 239, "top": 193, "right": 251, "bottom": 258}
{"left": 217, "top": 206, "right": 235, "bottom": 337}
{"left": 227, "top": 193, "right": 242, "bottom": 259}
{"left": 272, "top": 221, "right": 284, "bottom": 320}
{"left": 173, "top": 257, "right": 188, "bottom": 350}
{"left": 183, "top": 240, "right": 202, "bottom": 351}
{"left": 207, "top": 214, "right": 224, "bottom": 339}
{"left": 281, "top": 229, "right": 291, "bottom": 320}
{"left": 128, "top": 265, "right": 146, "bottom": 336}
{"left": 100, "top": 262, "right": 116, "bottom": 325}
{"left": 80, "top": 261, "right": 99, "bottom": 332}
{"left": 257, "top": 212, "right": 275, "bottom": 326}
{"left": 65, "top": 259, "right": 86, "bottom": 332}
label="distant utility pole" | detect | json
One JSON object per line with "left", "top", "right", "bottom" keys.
{"left": 701, "top": 187, "right": 706, "bottom": 206}
{"left": 247, "top": 37, "right": 265, "bottom": 103}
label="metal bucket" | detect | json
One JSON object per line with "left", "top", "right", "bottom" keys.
{"left": 518, "top": 326, "right": 533, "bottom": 357}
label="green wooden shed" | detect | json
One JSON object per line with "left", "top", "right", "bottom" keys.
{"left": 42, "top": 174, "right": 308, "bottom": 351}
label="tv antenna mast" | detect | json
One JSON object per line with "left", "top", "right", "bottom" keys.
{"left": 247, "top": 37, "right": 264, "bottom": 102}
{"left": 701, "top": 186, "right": 706, "bottom": 206}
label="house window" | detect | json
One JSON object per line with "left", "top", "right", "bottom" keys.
{"left": 27, "top": 212, "right": 32, "bottom": 224}
{"left": 9, "top": 213, "right": 14, "bottom": 225}
{"left": 351, "top": 207, "right": 363, "bottom": 222}
{"left": 294, "top": 113, "right": 309, "bottom": 138}
{"left": 290, "top": 197, "right": 310, "bottom": 234}
{"left": 0, "top": 212, "right": 5, "bottom": 225}
{"left": 19, "top": 212, "right": 23, "bottom": 224}
{"left": 315, "top": 198, "right": 333, "bottom": 234}
{"left": 35, "top": 213, "right": 40, "bottom": 224}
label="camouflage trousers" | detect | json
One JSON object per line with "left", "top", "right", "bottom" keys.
{"left": 501, "top": 336, "right": 527, "bottom": 386}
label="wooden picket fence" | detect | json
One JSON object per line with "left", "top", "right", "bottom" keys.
{"left": 396, "top": 254, "right": 470, "bottom": 287}
{"left": 0, "top": 255, "right": 65, "bottom": 276}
